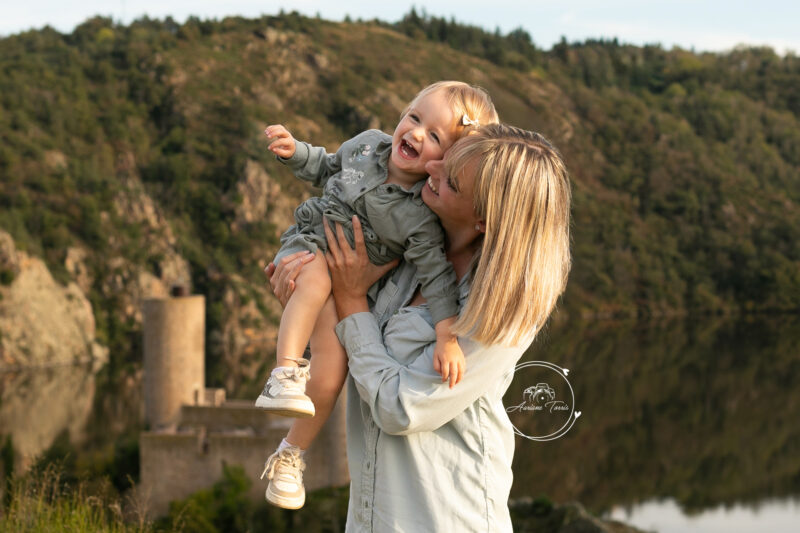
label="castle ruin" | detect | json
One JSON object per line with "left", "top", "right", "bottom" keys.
{"left": 139, "top": 291, "right": 348, "bottom": 517}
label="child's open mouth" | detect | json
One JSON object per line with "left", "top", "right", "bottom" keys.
{"left": 399, "top": 139, "right": 419, "bottom": 159}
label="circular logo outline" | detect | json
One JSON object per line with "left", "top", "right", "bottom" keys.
{"left": 505, "top": 361, "right": 581, "bottom": 441}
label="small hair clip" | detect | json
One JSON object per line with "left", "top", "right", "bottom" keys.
{"left": 461, "top": 114, "right": 479, "bottom": 127}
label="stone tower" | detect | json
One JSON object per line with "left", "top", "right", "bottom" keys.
{"left": 143, "top": 292, "right": 205, "bottom": 429}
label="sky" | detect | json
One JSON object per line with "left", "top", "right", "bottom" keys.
{"left": 2, "top": 1, "right": 798, "bottom": 55}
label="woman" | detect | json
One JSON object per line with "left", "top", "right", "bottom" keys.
{"left": 266, "top": 124, "right": 571, "bottom": 531}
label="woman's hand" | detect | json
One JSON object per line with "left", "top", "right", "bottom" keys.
{"left": 324, "top": 215, "right": 399, "bottom": 318}
{"left": 263, "top": 250, "right": 316, "bottom": 307}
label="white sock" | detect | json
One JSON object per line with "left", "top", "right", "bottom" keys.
{"left": 271, "top": 365, "right": 296, "bottom": 377}
{"left": 278, "top": 438, "right": 306, "bottom": 457}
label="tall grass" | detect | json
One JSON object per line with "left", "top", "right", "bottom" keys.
{"left": 0, "top": 464, "right": 153, "bottom": 533}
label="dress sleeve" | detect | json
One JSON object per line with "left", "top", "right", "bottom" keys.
{"left": 278, "top": 138, "right": 344, "bottom": 188}
{"left": 335, "top": 311, "right": 528, "bottom": 436}
{"left": 397, "top": 207, "right": 459, "bottom": 324}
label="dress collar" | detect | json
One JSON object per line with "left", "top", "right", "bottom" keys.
{"left": 375, "top": 136, "right": 392, "bottom": 170}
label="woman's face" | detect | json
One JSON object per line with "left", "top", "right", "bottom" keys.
{"left": 421, "top": 156, "right": 481, "bottom": 230}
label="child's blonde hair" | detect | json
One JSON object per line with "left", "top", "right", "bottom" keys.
{"left": 402, "top": 81, "right": 499, "bottom": 140}
{"left": 447, "top": 124, "right": 572, "bottom": 346}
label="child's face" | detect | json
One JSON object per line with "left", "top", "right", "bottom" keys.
{"left": 391, "top": 90, "right": 458, "bottom": 178}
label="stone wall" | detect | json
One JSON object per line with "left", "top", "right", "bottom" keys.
{"left": 139, "top": 393, "right": 348, "bottom": 517}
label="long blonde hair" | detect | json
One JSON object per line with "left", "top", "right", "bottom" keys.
{"left": 402, "top": 81, "right": 499, "bottom": 139}
{"left": 448, "top": 124, "right": 572, "bottom": 346}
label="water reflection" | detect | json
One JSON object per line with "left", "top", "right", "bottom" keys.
{"left": 606, "top": 497, "right": 800, "bottom": 533}
{"left": 2, "top": 314, "right": 798, "bottom": 530}
{"left": 0, "top": 363, "right": 97, "bottom": 471}
{"left": 507, "top": 315, "right": 800, "bottom": 522}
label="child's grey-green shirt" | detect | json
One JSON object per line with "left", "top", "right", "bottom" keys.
{"left": 276, "top": 129, "right": 458, "bottom": 324}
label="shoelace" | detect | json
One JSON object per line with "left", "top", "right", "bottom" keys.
{"left": 261, "top": 448, "right": 305, "bottom": 481}
{"left": 277, "top": 357, "right": 311, "bottom": 384}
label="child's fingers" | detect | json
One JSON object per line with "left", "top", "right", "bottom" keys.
{"left": 456, "top": 361, "right": 464, "bottom": 385}
{"left": 441, "top": 360, "right": 450, "bottom": 383}
{"left": 264, "top": 124, "right": 289, "bottom": 138}
{"left": 268, "top": 139, "right": 292, "bottom": 154}
{"left": 449, "top": 362, "right": 459, "bottom": 388}
{"left": 433, "top": 355, "right": 441, "bottom": 374}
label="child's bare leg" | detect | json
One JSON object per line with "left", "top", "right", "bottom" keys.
{"left": 276, "top": 253, "right": 330, "bottom": 367}
{"left": 285, "top": 296, "right": 348, "bottom": 449}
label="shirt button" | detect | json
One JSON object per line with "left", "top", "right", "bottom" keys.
{"left": 360, "top": 187, "right": 366, "bottom": 192}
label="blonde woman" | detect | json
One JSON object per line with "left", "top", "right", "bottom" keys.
{"left": 267, "top": 124, "right": 571, "bottom": 531}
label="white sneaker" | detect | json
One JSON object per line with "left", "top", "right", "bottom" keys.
{"left": 255, "top": 358, "right": 315, "bottom": 417}
{"left": 261, "top": 445, "right": 306, "bottom": 509}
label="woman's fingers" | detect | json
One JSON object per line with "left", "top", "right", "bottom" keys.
{"left": 323, "top": 217, "right": 342, "bottom": 263}
{"left": 266, "top": 251, "right": 314, "bottom": 306}
{"left": 351, "top": 215, "right": 368, "bottom": 257}
{"left": 335, "top": 220, "right": 352, "bottom": 260}
{"left": 264, "top": 262, "right": 276, "bottom": 279}
{"left": 374, "top": 259, "right": 400, "bottom": 279}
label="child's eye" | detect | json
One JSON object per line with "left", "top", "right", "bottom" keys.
{"left": 430, "top": 131, "right": 440, "bottom": 144}
{"left": 410, "top": 113, "right": 420, "bottom": 123}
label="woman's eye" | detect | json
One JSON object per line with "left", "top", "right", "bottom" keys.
{"left": 447, "top": 177, "right": 457, "bottom": 190}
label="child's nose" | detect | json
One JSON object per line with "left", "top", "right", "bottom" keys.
{"left": 412, "top": 127, "right": 425, "bottom": 141}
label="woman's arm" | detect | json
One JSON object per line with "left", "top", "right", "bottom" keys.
{"left": 336, "top": 313, "right": 527, "bottom": 435}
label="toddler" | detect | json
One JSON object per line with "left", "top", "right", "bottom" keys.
{"left": 256, "top": 81, "right": 498, "bottom": 509}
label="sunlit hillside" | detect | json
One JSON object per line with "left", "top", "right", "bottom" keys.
{"left": 1, "top": 11, "right": 798, "bottom": 391}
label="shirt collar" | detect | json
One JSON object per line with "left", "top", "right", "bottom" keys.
{"left": 376, "top": 136, "right": 392, "bottom": 170}
{"left": 376, "top": 136, "right": 424, "bottom": 201}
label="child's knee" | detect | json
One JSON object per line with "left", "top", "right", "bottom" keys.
{"left": 296, "top": 257, "right": 331, "bottom": 295}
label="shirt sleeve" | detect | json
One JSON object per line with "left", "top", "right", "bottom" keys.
{"left": 278, "top": 138, "right": 343, "bottom": 188}
{"left": 397, "top": 207, "right": 459, "bottom": 324}
{"left": 335, "top": 311, "right": 528, "bottom": 436}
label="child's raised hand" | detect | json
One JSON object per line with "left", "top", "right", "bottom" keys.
{"left": 264, "top": 124, "right": 296, "bottom": 159}
{"left": 433, "top": 317, "right": 465, "bottom": 389}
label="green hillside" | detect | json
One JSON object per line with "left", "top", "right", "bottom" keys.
{"left": 1, "top": 11, "right": 798, "bottom": 386}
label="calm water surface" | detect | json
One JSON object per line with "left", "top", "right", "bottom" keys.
{"left": 507, "top": 314, "right": 800, "bottom": 532}
{"left": 2, "top": 315, "right": 798, "bottom": 531}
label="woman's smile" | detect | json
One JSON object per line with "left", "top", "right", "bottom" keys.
{"left": 426, "top": 176, "right": 439, "bottom": 195}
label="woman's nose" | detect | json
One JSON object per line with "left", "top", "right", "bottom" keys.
{"left": 425, "top": 159, "right": 443, "bottom": 176}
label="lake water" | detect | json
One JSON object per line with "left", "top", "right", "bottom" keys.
{"left": 2, "top": 315, "right": 798, "bottom": 531}
{"left": 506, "top": 314, "right": 800, "bottom": 532}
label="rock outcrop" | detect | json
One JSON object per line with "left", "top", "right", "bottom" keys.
{"left": 0, "top": 230, "right": 107, "bottom": 368}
